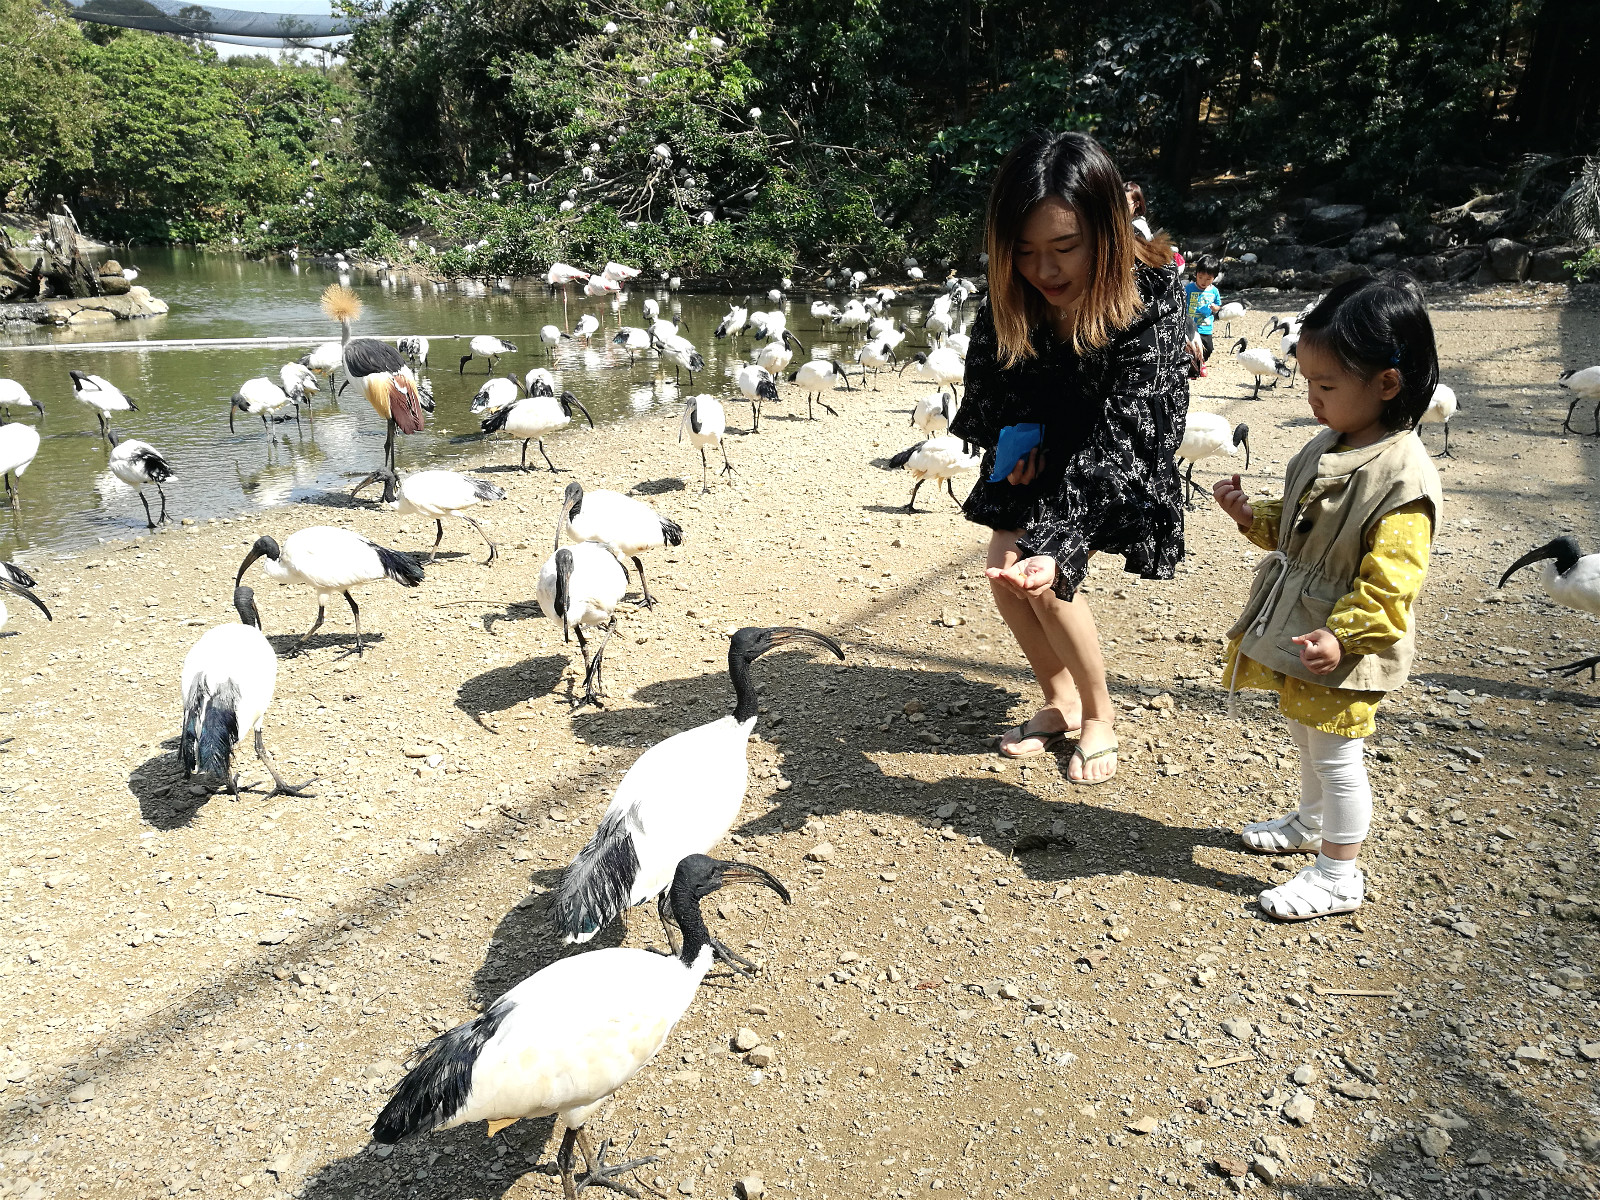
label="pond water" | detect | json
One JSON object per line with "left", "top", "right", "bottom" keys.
{"left": 0, "top": 248, "right": 967, "bottom": 560}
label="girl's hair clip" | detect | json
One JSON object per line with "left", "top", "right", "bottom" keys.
{"left": 1390, "top": 347, "right": 1403, "bottom": 366}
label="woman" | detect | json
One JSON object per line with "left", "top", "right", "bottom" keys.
{"left": 950, "top": 132, "right": 1191, "bottom": 784}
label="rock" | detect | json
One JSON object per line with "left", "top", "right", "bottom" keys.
{"left": 1577, "top": 1042, "right": 1600, "bottom": 1062}
{"left": 678, "top": 1179, "right": 695, "bottom": 1195}
{"left": 733, "top": 1027, "right": 761, "bottom": 1052}
{"left": 1214, "top": 1157, "right": 1248, "bottom": 1178}
{"left": 66, "top": 1081, "right": 95, "bottom": 1103}
{"left": 1220, "top": 1017, "right": 1253, "bottom": 1041}
{"left": 1466, "top": 1148, "right": 1494, "bottom": 1166}
{"left": 738, "top": 1178, "right": 766, "bottom": 1200}
{"left": 1302, "top": 204, "right": 1368, "bottom": 242}
{"left": 998, "top": 984, "right": 1021, "bottom": 1000}
{"left": 1128, "top": 1115, "right": 1159, "bottom": 1135}
{"left": 1418, "top": 1127, "right": 1452, "bottom": 1158}
{"left": 1250, "top": 1156, "right": 1281, "bottom": 1184}
{"left": 746, "top": 1045, "right": 775, "bottom": 1067}
{"left": 1514, "top": 1044, "right": 1549, "bottom": 1062}
{"left": 1291, "top": 1064, "right": 1319, "bottom": 1086}
{"left": 1332, "top": 1080, "right": 1380, "bottom": 1100}
{"left": 806, "top": 842, "right": 834, "bottom": 863}
{"left": 1539, "top": 1147, "right": 1567, "bottom": 1169}
{"left": 1425, "top": 1113, "right": 1469, "bottom": 1131}
{"left": 402, "top": 745, "right": 431, "bottom": 758}
{"left": 902, "top": 700, "right": 925, "bottom": 715}
{"left": 1487, "top": 238, "right": 1532, "bottom": 282}
{"left": 1550, "top": 966, "right": 1586, "bottom": 990}
{"left": 1328, "top": 261, "right": 1372, "bottom": 285}
{"left": 1408, "top": 254, "right": 1446, "bottom": 282}
{"left": 1282, "top": 1093, "right": 1316, "bottom": 1125}
{"left": 1578, "top": 1130, "right": 1600, "bottom": 1154}
{"left": 1528, "top": 246, "right": 1580, "bottom": 283}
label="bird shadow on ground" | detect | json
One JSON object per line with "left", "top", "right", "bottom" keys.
{"left": 455, "top": 655, "right": 568, "bottom": 717}
{"left": 480, "top": 599, "right": 543, "bottom": 635}
{"left": 631, "top": 477, "right": 687, "bottom": 496}
{"left": 262, "top": 631, "right": 387, "bottom": 659}
{"left": 1414, "top": 669, "right": 1600, "bottom": 708}
{"left": 128, "top": 737, "right": 277, "bottom": 830}
{"left": 569, "top": 657, "right": 1268, "bottom": 900}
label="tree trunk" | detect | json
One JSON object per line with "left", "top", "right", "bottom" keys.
{"left": 1511, "top": 0, "right": 1600, "bottom": 151}
{"left": 1161, "top": 58, "right": 1203, "bottom": 196}
{"left": 45, "top": 214, "right": 104, "bottom": 299}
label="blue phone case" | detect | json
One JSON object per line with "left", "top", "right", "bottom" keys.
{"left": 989, "top": 423, "right": 1044, "bottom": 483}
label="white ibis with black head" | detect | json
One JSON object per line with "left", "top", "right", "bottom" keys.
{"left": 479, "top": 391, "right": 593, "bottom": 472}
{"left": 911, "top": 389, "right": 957, "bottom": 436}
{"left": 179, "top": 586, "right": 314, "bottom": 798}
{"left": 396, "top": 336, "right": 430, "bottom": 368}
{"left": 1421, "top": 384, "right": 1458, "bottom": 458}
{"left": 229, "top": 377, "right": 296, "bottom": 433}
{"left": 1231, "top": 338, "right": 1293, "bottom": 399}
{"left": 536, "top": 542, "right": 628, "bottom": 709}
{"left": 469, "top": 375, "right": 523, "bottom": 416}
{"left": 898, "top": 346, "right": 964, "bottom": 398}
{"left": 1559, "top": 366, "right": 1600, "bottom": 435}
{"left": 554, "top": 627, "right": 840, "bottom": 964}
{"left": 792, "top": 357, "right": 851, "bottom": 420}
{"left": 736, "top": 363, "right": 779, "bottom": 433}
{"left": 756, "top": 329, "right": 802, "bottom": 383}
{"left": 679, "top": 395, "right": 732, "bottom": 493}
{"left": 0, "top": 380, "right": 40, "bottom": 422}
{"left": 0, "top": 561, "right": 51, "bottom": 633}
{"left": 1177, "top": 414, "right": 1249, "bottom": 508}
{"left": 69, "top": 371, "right": 136, "bottom": 441}
{"left": 278, "top": 362, "right": 319, "bottom": 413}
{"left": 108, "top": 433, "right": 176, "bottom": 527}
{"left": 883, "top": 436, "right": 981, "bottom": 513}
{"left": 397, "top": 470, "right": 507, "bottom": 565}
{"left": 524, "top": 367, "right": 557, "bottom": 397}
{"left": 0, "top": 423, "right": 40, "bottom": 511}
{"left": 236, "top": 526, "right": 425, "bottom": 657}
{"left": 459, "top": 335, "right": 518, "bottom": 374}
{"left": 573, "top": 313, "right": 600, "bottom": 342}
{"left": 714, "top": 305, "right": 748, "bottom": 339}
{"left": 612, "top": 326, "right": 650, "bottom": 364}
{"left": 1500, "top": 536, "right": 1600, "bottom": 679}
{"left": 652, "top": 330, "right": 706, "bottom": 386}
{"left": 374, "top": 855, "right": 791, "bottom": 1198}
{"left": 858, "top": 338, "right": 898, "bottom": 388}
{"left": 557, "top": 480, "right": 682, "bottom": 607}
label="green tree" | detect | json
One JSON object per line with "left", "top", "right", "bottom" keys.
{"left": 0, "top": 0, "right": 101, "bottom": 209}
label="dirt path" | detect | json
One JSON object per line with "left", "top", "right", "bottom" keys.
{"left": 0, "top": 285, "right": 1596, "bottom": 1200}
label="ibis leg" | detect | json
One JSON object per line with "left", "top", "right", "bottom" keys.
{"left": 520, "top": 440, "right": 531, "bottom": 471}
{"left": 429, "top": 519, "right": 444, "bottom": 563}
{"left": 138, "top": 492, "right": 157, "bottom": 529}
{"left": 751, "top": 401, "right": 761, "bottom": 433}
{"left": 350, "top": 419, "right": 399, "bottom": 501}
{"left": 155, "top": 483, "right": 170, "bottom": 524}
{"left": 464, "top": 517, "right": 497, "bottom": 565}
{"left": 1592, "top": 397, "right": 1600, "bottom": 436}
{"left": 538, "top": 440, "right": 559, "bottom": 472}
{"left": 699, "top": 447, "right": 709, "bottom": 494}
{"left": 946, "top": 476, "right": 962, "bottom": 506}
{"left": 1182, "top": 462, "right": 1199, "bottom": 510}
{"left": 293, "top": 604, "right": 326, "bottom": 654}
{"left": 254, "top": 728, "right": 315, "bottom": 797}
{"left": 1251, "top": 377, "right": 1262, "bottom": 401}
{"left": 5, "top": 472, "right": 15, "bottom": 511}
{"left": 572, "top": 626, "right": 601, "bottom": 709}
{"left": 1563, "top": 397, "right": 1584, "bottom": 433}
{"left": 631, "top": 556, "right": 655, "bottom": 608}
{"left": 97, "top": 412, "right": 108, "bottom": 442}
{"left": 568, "top": 1127, "right": 658, "bottom": 1198}
{"left": 905, "top": 479, "right": 923, "bottom": 514}
{"left": 719, "top": 440, "right": 736, "bottom": 479}
{"left": 586, "top": 618, "right": 617, "bottom": 703}
{"left": 1436, "top": 422, "right": 1454, "bottom": 459}
{"left": 1556, "top": 654, "right": 1600, "bottom": 681}
{"left": 344, "top": 591, "right": 364, "bottom": 656}
{"left": 806, "top": 394, "right": 815, "bottom": 421}
{"left": 820, "top": 394, "right": 840, "bottom": 417}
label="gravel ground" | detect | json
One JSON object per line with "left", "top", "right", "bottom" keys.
{"left": 0, "top": 285, "right": 1597, "bottom": 1200}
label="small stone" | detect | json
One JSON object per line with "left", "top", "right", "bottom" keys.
{"left": 1332, "top": 1081, "right": 1379, "bottom": 1100}
{"left": 548, "top": 808, "right": 569, "bottom": 822}
{"left": 1578, "top": 1130, "right": 1600, "bottom": 1154}
{"left": 1452, "top": 920, "right": 1480, "bottom": 939}
{"left": 677, "top": 1178, "right": 695, "bottom": 1195}
{"left": 737, "top": 1178, "right": 766, "bottom": 1200}
{"left": 1292, "top": 1064, "right": 1319, "bottom": 1086}
{"left": 1418, "top": 1127, "right": 1452, "bottom": 1158}
{"left": 806, "top": 842, "right": 834, "bottom": 863}
{"left": 1577, "top": 1043, "right": 1600, "bottom": 1062}
{"left": 1466, "top": 1148, "right": 1494, "bottom": 1166}
{"left": 66, "top": 1082, "right": 95, "bottom": 1104}
{"left": 1214, "top": 1157, "right": 1248, "bottom": 1178}
{"left": 1282, "top": 1093, "right": 1316, "bottom": 1125}
{"left": 1538, "top": 1147, "right": 1567, "bottom": 1169}
{"left": 1221, "top": 1017, "right": 1253, "bottom": 1041}
{"left": 1551, "top": 966, "right": 1586, "bottom": 990}
{"left": 402, "top": 745, "right": 430, "bottom": 758}
{"left": 837, "top": 951, "right": 860, "bottom": 964}
{"left": 1128, "top": 1115, "right": 1159, "bottom": 1135}
{"left": 1514, "top": 1044, "right": 1549, "bottom": 1062}
{"left": 903, "top": 700, "right": 925, "bottom": 715}
{"left": 745, "top": 1045, "right": 775, "bottom": 1068}
{"left": 733, "top": 1028, "right": 761, "bottom": 1052}
{"left": 998, "top": 984, "right": 1021, "bottom": 1000}
{"left": 1250, "top": 1156, "right": 1281, "bottom": 1185}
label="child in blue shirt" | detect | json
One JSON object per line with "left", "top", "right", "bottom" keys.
{"left": 1185, "top": 255, "right": 1222, "bottom": 361}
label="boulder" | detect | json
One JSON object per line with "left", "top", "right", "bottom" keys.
{"left": 1405, "top": 255, "right": 1446, "bottom": 282}
{"left": 1528, "top": 246, "right": 1581, "bottom": 283}
{"left": 1302, "top": 204, "right": 1368, "bottom": 243}
{"left": 1328, "top": 262, "right": 1372, "bottom": 285}
{"left": 1369, "top": 252, "right": 1400, "bottom": 270}
{"left": 1312, "top": 247, "right": 1349, "bottom": 273}
{"left": 1346, "top": 221, "right": 1405, "bottom": 262}
{"left": 1443, "top": 248, "right": 1483, "bottom": 281}
{"left": 1487, "top": 238, "right": 1531, "bottom": 282}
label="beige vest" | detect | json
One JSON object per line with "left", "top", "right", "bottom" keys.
{"left": 1227, "top": 427, "right": 1442, "bottom": 693}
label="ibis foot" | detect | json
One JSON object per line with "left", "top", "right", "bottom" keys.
{"left": 709, "top": 935, "right": 758, "bottom": 976}
{"left": 1556, "top": 654, "right": 1600, "bottom": 681}
{"left": 560, "top": 1128, "right": 659, "bottom": 1199}
{"left": 255, "top": 730, "right": 316, "bottom": 798}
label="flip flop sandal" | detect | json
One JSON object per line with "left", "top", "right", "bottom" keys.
{"left": 1067, "top": 740, "right": 1119, "bottom": 786}
{"left": 1241, "top": 813, "right": 1323, "bottom": 855}
{"left": 1257, "top": 865, "right": 1364, "bottom": 922}
{"left": 996, "top": 720, "right": 1078, "bottom": 759}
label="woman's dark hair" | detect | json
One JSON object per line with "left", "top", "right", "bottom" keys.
{"left": 1192, "top": 254, "right": 1221, "bottom": 277}
{"left": 1124, "top": 180, "right": 1148, "bottom": 218}
{"left": 985, "top": 131, "right": 1140, "bottom": 365}
{"left": 1299, "top": 272, "right": 1440, "bottom": 430}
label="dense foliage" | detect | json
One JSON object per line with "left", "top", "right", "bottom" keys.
{"left": 1, "top": 0, "right": 1596, "bottom": 276}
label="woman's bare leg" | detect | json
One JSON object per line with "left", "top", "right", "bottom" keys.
{"left": 988, "top": 530, "right": 1080, "bottom": 749}
{"left": 1025, "top": 584, "right": 1117, "bottom": 782}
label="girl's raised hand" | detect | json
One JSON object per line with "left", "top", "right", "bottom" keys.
{"left": 1213, "top": 474, "right": 1254, "bottom": 528}
{"left": 986, "top": 555, "right": 1058, "bottom": 597}
{"left": 1291, "top": 628, "right": 1343, "bottom": 674}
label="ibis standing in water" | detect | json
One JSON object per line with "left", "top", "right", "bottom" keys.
{"left": 0, "top": 423, "right": 41, "bottom": 510}
{"left": 179, "top": 586, "right": 314, "bottom": 798}
{"left": 397, "top": 470, "right": 507, "bottom": 565}
{"left": 679, "top": 394, "right": 732, "bottom": 493}
{"left": 1499, "top": 536, "right": 1600, "bottom": 678}
{"left": 229, "top": 378, "right": 296, "bottom": 432}
{"left": 108, "top": 433, "right": 176, "bottom": 527}
{"left": 235, "top": 526, "right": 425, "bottom": 657}
{"left": 374, "top": 855, "right": 791, "bottom": 1198}
{"left": 652, "top": 330, "right": 706, "bottom": 386}
{"left": 735, "top": 363, "right": 779, "bottom": 432}
{"left": 396, "top": 336, "right": 430, "bottom": 368}
{"left": 1176, "top": 414, "right": 1249, "bottom": 507}
{"left": 69, "top": 371, "right": 136, "bottom": 441}
{"left": 0, "top": 561, "right": 51, "bottom": 633}
{"left": 469, "top": 375, "right": 523, "bottom": 416}
{"left": 479, "top": 390, "right": 593, "bottom": 472}
{"left": 553, "top": 627, "right": 840, "bottom": 960}
{"left": 459, "top": 335, "right": 518, "bottom": 374}
{"left": 278, "top": 362, "right": 319, "bottom": 414}
{"left": 557, "top": 480, "right": 683, "bottom": 607}
{"left": 536, "top": 542, "right": 628, "bottom": 708}
{"left": 883, "top": 436, "right": 981, "bottom": 513}
{"left": 0, "top": 380, "right": 40, "bottom": 422}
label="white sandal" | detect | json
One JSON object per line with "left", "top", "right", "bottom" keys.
{"left": 1241, "top": 813, "right": 1323, "bottom": 855}
{"left": 1258, "top": 865, "right": 1364, "bottom": 922}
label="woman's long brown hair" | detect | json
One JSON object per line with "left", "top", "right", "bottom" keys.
{"left": 984, "top": 132, "right": 1142, "bottom": 366}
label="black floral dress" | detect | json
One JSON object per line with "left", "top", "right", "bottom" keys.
{"left": 950, "top": 261, "right": 1191, "bottom": 600}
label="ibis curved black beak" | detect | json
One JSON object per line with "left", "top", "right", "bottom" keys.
{"left": 832, "top": 360, "right": 853, "bottom": 391}
{"left": 762, "top": 625, "right": 846, "bottom": 661}
{"left": 563, "top": 393, "right": 594, "bottom": 429}
{"left": 713, "top": 859, "right": 792, "bottom": 905}
{"left": 228, "top": 394, "right": 246, "bottom": 432}
{"left": 235, "top": 535, "right": 280, "bottom": 588}
{"left": 0, "top": 578, "right": 50, "bottom": 621}
{"left": 1500, "top": 538, "right": 1575, "bottom": 589}
{"left": 555, "top": 481, "right": 582, "bottom": 552}
{"left": 553, "top": 547, "right": 573, "bottom": 642}
{"left": 1234, "top": 423, "right": 1251, "bottom": 472}
{"left": 232, "top": 585, "right": 262, "bottom": 630}
{"left": 1232, "top": 338, "right": 1248, "bottom": 354}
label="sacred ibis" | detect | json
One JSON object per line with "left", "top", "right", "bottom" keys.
{"left": 714, "top": 306, "right": 748, "bottom": 338}
{"left": 179, "top": 586, "right": 313, "bottom": 798}
{"left": 0, "top": 380, "right": 40, "bottom": 422}
{"left": 0, "top": 561, "right": 49, "bottom": 633}
{"left": 397, "top": 470, "right": 507, "bottom": 565}
{"left": 300, "top": 340, "right": 343, "bottom": 383}
{"left": 1177, "top": 414, "right": 1249, "bottom": 508}
{"left": 459, "top": 335, "right": 518, "bottom": 374}
{"left": 1216, "top": 300, "right": 1247, "bottom": 336}
{"left": 1421, "top": 384, "right": 1458, "bottom": 458}
{"left": 736, "top": 363, "right": 779, "bottom": 433}
{"left": 883, "top": 436, "right": 981, "bottom": 513}
{"left": 810, "top": 300, "right": 840, "bottom": 329}
{"left": 792, "top": 357, "right": 851, "bottom": 420}
{"left": 537, "top": 542, "right": 628, "bottom": 708}
{"left": 679, "top": 395, "right": 732, "bottom": 492}
{"left": 469, "top": 375, "right": 523, "bottom": 416}
{"left": 229, "top": 378, "right": 296, "bottom": 432}
{"left": 278, "top": 362, "right": 319, "bottom": 412}
{"left": 652, "top": 331, "right": 706, "bottom": 386}
{"left": 396, "top": 336, "right": 430, "bottom": 368}
{"left": 558, "top": 481, "right": 683, "bottom": 607}
{"left": 748, "top": 310, "right": 786, "bottom": 342}
{"left": 642, "top": 298, "right": 660, "bottom": 322}
{"left": 858, "top": 338, "right": 898, "bottom": 388}
{"left": 374, "top": 855, "right": 790, "bottom": 1197}
{"left": 1231, "top": 338, "right": 1293, "bottom": 399}
{"left": 68, "top": 371, "right": 136, "bottom": 442}
{"left": 612, "top": 326, "right": 650, "bottom": 364}
{"left": 0, "top": 423, "right": 41, "bottom": 511}
{"left": 756, "top": 330, "right": 802, "bottom": 382}
{"left": 554, "top": 627, "right": 837, "bottom": 959}
{"left": 540, "top": 325, "right": 566, "bottom": 358}
{"left": 911, "top": 390, "right": 957, "bottom": 436}
{"left": 524, "top": 368, "right": 557, "bottom": 397}
{"left": 480, "top": 391, "right": 593, "bottom": 472}
{"left": 898, "top": 346, "right": 965, "bottom": 397}
{"left": 236, "top": 526, "right": 424, "bottom": 657}
{"left": 1558, "top": 366, "right": 1600, "bottom": 435}
{"left": 835, "top": 300, "right": 870, "bottom": 334}
{"left": 1500, "top": 536, "right": 1600, "bottom": 679}
{"left": 573, "top": 314, "right": 601, "bottom": 343}
{"left": 107, "top": 433, "right": 176, "bottom": 527}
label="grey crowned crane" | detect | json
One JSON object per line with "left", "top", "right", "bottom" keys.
{"left": 459, "top": 335, "right": 518, "bottom": 374}
{"left": 1558, "top": 366, "right": 1600, "bottom": 435}
{"left": 396, "top": 470, "right": 507, "bottom": 565}
{"left": 0, "top": 379, "right": 40, "bottom": 422}
{"left": 736, "top": 363, "right": 779, "bottom": 433}
{"left": 679, "top": 395, "right": 732, "bottom": 493}
{"left": 1499, "top": 536, "right": 1600, "bottom": 679}
{"left": 557, "top": 480, "right": 683, "bottom": 607}
{"left": 350, "top": 356, "right": 425, "bottom": 504}
{"left": 883, "top": 436, "right": 981, "bottom": 513}
{"left": 69, "top": 371, "right": 136, "bottom": 442}
{"left": 373, "top": 855, "right": 791, "bottom": 1198}
{"left": 536, "top": 542, "right": 628, "bottom": 709}
{"left": 107, "top": 434, "right": 176, "bottom": 527}
{"left": 479, "top": 391, "right": 593, "bottom": 473}
{"left": 554, "top": 627, "right": 840, "bottom": 963}
{"left": 792, "top": 357, "right": 851, "bottom": 420}
{"left": 0, "top": 561, "right": 51, "bottom": 633}
{"left": 1177, "top": 413, "right": 1249, "bottom": 508}
{"left": 179, "top": 586, "right": 313, "bottom": 798}
{"left": 235, "top": 526, "right": 425, "bottom": 657}
{"left": 0, "top": 423, "right": 40, "bottom": 510}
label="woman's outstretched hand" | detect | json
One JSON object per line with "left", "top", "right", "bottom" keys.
{"left": 986, "top": 555, "right": 1058, "bottom": 597}
{"left": 1213, "top": 473, "right": 1254, "bottom": 529}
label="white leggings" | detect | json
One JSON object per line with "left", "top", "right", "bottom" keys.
{"left": 1288, "top": 720, "right": 1372, "bottom": 845}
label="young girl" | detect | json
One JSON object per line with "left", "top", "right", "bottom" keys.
{"left": 1212, "top": 273, "right": 1443, "bottom": 921}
